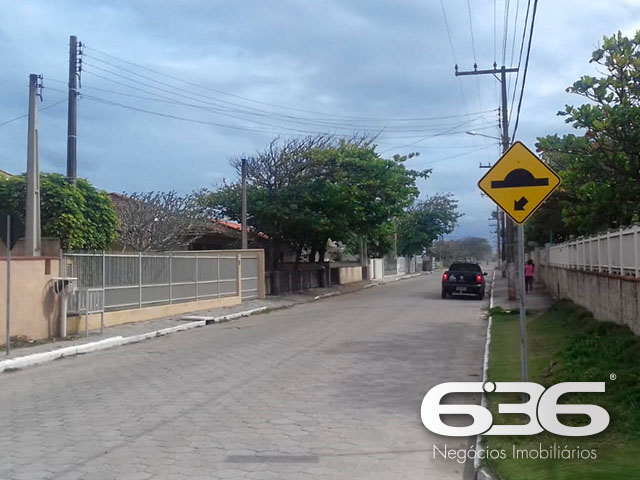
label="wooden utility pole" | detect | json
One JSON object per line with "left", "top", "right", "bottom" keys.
{"left": 241, "top": 158, "right": 248, "bottom": 249}
{"left": 66, "top": 35, "right": 80, "bottom": 182}
{"left": 456, "top": 64, "right": 518, "bottom": 300}
{"left": 25, "top": 74, "right": 42, "bottom": 257}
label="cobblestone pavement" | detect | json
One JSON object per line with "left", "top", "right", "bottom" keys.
{"left": 0, "top": 274, "right": 488, "bottom": 480}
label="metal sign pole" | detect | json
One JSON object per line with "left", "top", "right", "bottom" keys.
{"left": 517, "top": 224, "right": 527, "bottom": 386}
{"left": 5, "top": 215, "right": 11, "bottom": 356}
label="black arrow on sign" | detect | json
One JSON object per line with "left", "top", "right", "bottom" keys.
{"left": 514, "top": 197, "right": 528, "bottom": 211}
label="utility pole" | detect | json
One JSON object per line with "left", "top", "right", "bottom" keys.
{"left": 25, "top": 74, "right": 42, "bottom": 257}
{"left": 66, "top": 35, "right": 82, "bottom": 182}
{"left": 456, "top": 63, "right": 518, "bottom": 300}
{"left": 479, "top": 163, "right": 500, "bottom": 271}
{"left": 496, "top": 206, "right": 501, "bottom": 267}
{"left": 241, "top": 158, "right": 248, "bottom": 249}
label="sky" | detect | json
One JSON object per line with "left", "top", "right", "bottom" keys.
{"left": 1, "top": 0, "right": 640, "bottom": 249}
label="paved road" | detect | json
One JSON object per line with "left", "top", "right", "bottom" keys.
{"left": 0, "top": 273, "right": 488, "bottom": 480}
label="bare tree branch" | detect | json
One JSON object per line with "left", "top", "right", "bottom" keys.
{"left": 113, "top": 191, "right": 209, "bottom": 251}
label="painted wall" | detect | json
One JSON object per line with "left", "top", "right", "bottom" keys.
{"left": 337, "top": 266, "right": 363, "bottom": 284}
{"left": 538, "top": 264, "right": 640, "bottom": 336}
{"left": 0, "top": 257, "right": 60, "bottom": 345}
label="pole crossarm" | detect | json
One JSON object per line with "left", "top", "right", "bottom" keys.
{"left": 455, "top": 66, "right": 519, "bottom": 76}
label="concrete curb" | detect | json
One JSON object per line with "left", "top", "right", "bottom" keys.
{"left": 0, "top": 309, "right": 266, "bottom": 374}
{"left": 476, "top": 466, "right": 500, "bottom": 480}
{"left": 0, "top": 336, "right": 125, "bottom": 373}
{"left": 0, "top": 272, "right": 429, "bottom": 375}
{"left": 474, "top": 271, "right": 496, "bottom": 475}
{"left": 313, "top": 292, "right": 341, "bottom": 301}
{"left": 182, "top": 306, "right": 269, "bottom": 324}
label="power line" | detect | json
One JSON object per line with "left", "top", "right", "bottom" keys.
{"left": 0, "top": 98, "right": 67, "bottom": 128}
{"left": 507, "top": 0, "right": 521, "bottom": 98}
{"left": 467, "top": 0, "right": 479, "bottom": 66}
{"left": 439, "top": 0, "right": 472, "bottom": 129}
{"left": 502, "top": 0, "right": 511, "bottom": 64}
{"left": 81, "top": 61, "right": 497, "bottom": 137}
{"left": 82, "top": 61, "right": 493, "bottom": 133}
{"left": 466, "top": 0, "right": 486, "bottom": 124}
{"left": 82, "top": 92, "right": 494, "bottom": 143}
{"left": 378, "top": 115, "right": 492, "bottom": 153}
{"left": 439, "top": 0, "right": 459, "bottom": 65}
{"left": 422, "top": 144, "right": 496, "bottom": 165}
{"left": 86, "top": 45, "right": 479, "bottom": 125}
{"left": 508, "top": 0, "right": 532, "bottom": 124}
{"left": 511, "top": 0, "right": 538, "bottom": 140}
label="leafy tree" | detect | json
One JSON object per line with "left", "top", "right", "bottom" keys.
{"left": 113, "top": 190, "right": 209, "bottom": 251}
{"left": 0, "top": 173, "right": 118, "bottom": 250}
{"left": 205, "top": 135, "right": 428, "bottom": 267}
{"left": 435, "top": 237, "right": 492, "bottom": 265}
{"left": 396, "top": 194, "right": 461, "bottom": 256}
{"left": 533, "top": 31, "right": 640, "bottom": 240}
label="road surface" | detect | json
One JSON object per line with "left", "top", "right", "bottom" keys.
{"left": 0, "top": 273, "right": 488, "bottom": 480}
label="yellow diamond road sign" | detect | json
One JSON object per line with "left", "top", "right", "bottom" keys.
{"left": 478, "top": 141, "right": 561, "bottom": 224}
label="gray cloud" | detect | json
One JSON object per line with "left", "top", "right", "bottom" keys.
{"left": 1, "top": 0, "right": 638, "bottom": 244}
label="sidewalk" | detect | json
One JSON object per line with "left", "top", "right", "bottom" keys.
{"left": 491, "top": 271, "right": 553, "bottom": 311}
{"left": 1, "top": 271, "right": 426, "bottom": 370}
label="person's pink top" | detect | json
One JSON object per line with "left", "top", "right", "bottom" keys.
{"left": 524, "top": 264, "right": 535, "bottom": 277}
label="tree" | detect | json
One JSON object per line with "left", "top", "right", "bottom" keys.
{"left": 0, "top": 173, "right": 118, "bottom": 250}
{"left": 206, "top": 135, "right": 428, "bottom": 267}
{"left": 533, "top": 31, "right": 640, "bottom": 240}
{"left": 113, "top": 191, "right": 209, "bottom": 251}
{"left": 435, "top": 237, "right": 492, "bottom": 265}
{"left": 396, "top": 194, "right": 461, "bottom": 256}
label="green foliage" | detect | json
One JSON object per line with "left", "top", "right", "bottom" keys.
{"left": 531, "top": 31, "right": 640, "bottom": 241}
{"left": 487, "top": 302, "right": 640, "bottom": 479}
{"left": 0, "top": 173, "right": 118, "bottom": 250}
{"left": 396, "top": 194, "right": 461, "bottom": 256}
{"left": 205, "top": 136, "right": 429, "bottom": 265}
{"left": 434, "top": 236, "right": 492, "bottom": 264}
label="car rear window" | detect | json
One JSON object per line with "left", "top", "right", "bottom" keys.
{"left": 449, "top": 263, "right": 482, "bottom": 272}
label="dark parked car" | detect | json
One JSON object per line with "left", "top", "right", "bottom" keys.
{"left": 441, "top": 262, "right": 487, "bottom": 299}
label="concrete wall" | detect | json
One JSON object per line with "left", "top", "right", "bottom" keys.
{"left": 1, "top": 251, "right": 255, "bottom": 342}
{"left": 0, "top": 257, "right": 60, "bottom": 345}
{"left": 538, "top": 264, "right": 640, "bottom": 335}
{"left": 67, "top": 295, "right": 240, "bottom": 335}
{"left": 337, "top": 266, "right": 363, "bottom": 284}
{"left": 369, "top": 259, "right": 384, "bottom": 280}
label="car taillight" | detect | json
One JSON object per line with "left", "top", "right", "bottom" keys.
{"left": 476, "top": 274, "right": 483, "bottom": 283}
{"left": 442, "top": 272, "right": 449, "bottom": 281}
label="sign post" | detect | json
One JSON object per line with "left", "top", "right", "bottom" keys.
{"left": 478, "top": 141, "right": 561, "bottom": 386}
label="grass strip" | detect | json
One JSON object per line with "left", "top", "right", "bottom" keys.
{"left": 485, "top": 300, "right": 640, "bottom": 480}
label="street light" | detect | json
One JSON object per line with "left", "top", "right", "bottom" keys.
{"left": 466, "top": 131, "right": 502, "bottom": 141}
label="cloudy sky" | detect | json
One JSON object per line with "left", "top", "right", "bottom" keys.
{"left": 1, "top": 0, "right": 639, "bottom": 247}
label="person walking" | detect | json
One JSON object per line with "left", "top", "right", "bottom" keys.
{"left": 524, "top": 259, "right": 535, "bottom": 293}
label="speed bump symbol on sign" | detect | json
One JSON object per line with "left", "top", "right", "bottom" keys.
{"left": 478, "top": 141, "right": 561, "bottom": 224}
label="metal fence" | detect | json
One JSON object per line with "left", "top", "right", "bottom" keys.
{"left": 62, "top": 250, "right": 262, "bottom": 314}
{"left": 545, "top": 224, "right": 640, "bottom": 276}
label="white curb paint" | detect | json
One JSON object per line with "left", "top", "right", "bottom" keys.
{"left": 474, "top": 270, "right": 496, "bottom": 471}
{"left": 210, "top": 306, "right": 269, "bottom": 323}
{"left": 313, "top": 292, "right": 341, "bottom": 301}
{"left": 0, "top": 306, "right": 271, "bottom": 375}
{"left": 180, "top": 315, "right": 215, "bottom": 322}
{"left": 0, "top": 336, "right": 125, "bottom": 373}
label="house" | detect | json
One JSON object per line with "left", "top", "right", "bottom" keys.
{"left": 190, "top": 220, "right": 269, "bottom": 251}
